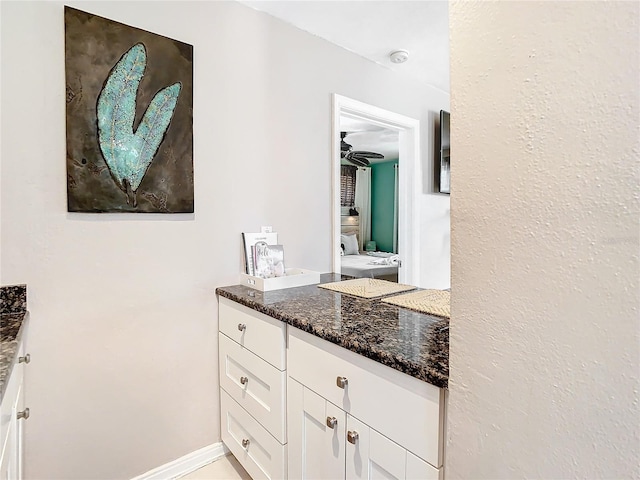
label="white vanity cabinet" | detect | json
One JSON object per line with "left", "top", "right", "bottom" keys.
{"left": 218, "top": 296, "right": 446, "bottom": 480}
{"left": 218, "top": 297, "right": 287, "bottom": 480}
{"left": 0, "top": 341, "right": 29, "bottom": 480}
{"left": 287, "top": 328, "right": 444, "bottom": 480}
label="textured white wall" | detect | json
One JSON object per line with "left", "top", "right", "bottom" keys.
{"left": 448, "top": 1, "right": 639, "bottom": 478}
{"left": 0, "top": 1, "right": 448, "bottom": 478}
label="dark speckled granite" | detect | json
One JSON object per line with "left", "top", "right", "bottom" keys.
{"left": 1, "top": 284, "right": 26, "bottom": 315}
{"left": 216, "top": 274, "right": 449, "bottom": 388}
{"left": 1, "top": 285, "right": 28, "bottom": 403}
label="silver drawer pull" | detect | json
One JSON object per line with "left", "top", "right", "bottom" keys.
{"left": 238, "top": 323, "right": 246, "bottom": 332}
{"left": 326, "top": 416, "right": 337, "bottom": 429}
{"left": 17, "top": 408, "right": 30, "bottom": 420}
{"left": 347, "top": 430, "right": 359, "bottom": 444}
{"left": 240, "top": 376, "right": 249, "bottom": 385}
{"left": 19, "top": 354, "right": 31, "bottom": 364}
{"left": 336, "top": 376, "right": 348, "bottom": 389}
{"left": 242, "top": 438, "right": 250, "bottom": 448}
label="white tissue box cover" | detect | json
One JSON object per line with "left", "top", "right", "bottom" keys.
{"left": 239, "top": 268, "right": 321, "bottom": 291}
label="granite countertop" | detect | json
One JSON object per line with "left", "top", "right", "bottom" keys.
{"left": 0, "top": 284, "right": 28, "bottom": 403}
{"left": 216, "top": 274, "right": 449, "bottom": 389}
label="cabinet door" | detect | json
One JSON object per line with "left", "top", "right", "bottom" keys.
{"left": 0, "top": 383, "right": 23, "bottom": 480}
{"left": 288, "top": 378, "right": 346, "bottom": 480}
{"left": 346, "top": 415, "right": 406, "bottom": 480}
{"left": 406, "top": 452, "right": 440, "bottom": 480}
{"left": 15, "top": 383, "right": 24, "bottom": 480}
{"left": 346, "top": 416, "right": 441, "bottom": 480}
{"left": 0, "top": 417, "right": 12, "bottom": 480}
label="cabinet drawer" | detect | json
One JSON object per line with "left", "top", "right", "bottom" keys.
{"left": 221, "top": 389, "right": 287, "bottom": 480}
{"left": 288, "top": 328, "right": 443, "bottom": 468}
{"left": 219, "top": 297, "right": 286, "bottom": 370}
{"left": 219, "top": 333, "right": 286, "bottom": 443}
{"left": 0, "top": 343, "right": 23, "bottom": 457}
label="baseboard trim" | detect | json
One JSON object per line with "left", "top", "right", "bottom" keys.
{"left": 131, "top": 442, "right": 230, "bottom": 480}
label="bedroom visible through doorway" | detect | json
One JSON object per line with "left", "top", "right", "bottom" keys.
{"left": 339, "top": 120, "right": 400, "bottom": 282}
{"left": 332, "top": 94, "right": 421, "bottom": 286}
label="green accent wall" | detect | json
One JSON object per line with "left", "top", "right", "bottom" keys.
{"left": 370, "top": 160, "right": 398, "bottom": 253}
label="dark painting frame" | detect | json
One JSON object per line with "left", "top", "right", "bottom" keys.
{"left": 65, "top": 7, "right": 194, "bottom": 213}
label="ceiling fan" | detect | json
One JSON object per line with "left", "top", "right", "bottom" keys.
{"left": 340, "top": 131, "right": 384, "bottom": 167}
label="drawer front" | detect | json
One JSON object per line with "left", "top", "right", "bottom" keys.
{"left": 219, "top": 333, "right": 286, "bottom": 443}
{"left": 1, "top": 343, "right": 23, "bottom": 456}
{"left": 220, "top": 389, "right": 287, "bottom": 480}
{"left": 288, "top": 328, "right": 443, "bottom": 468}
{"left": 219, "top": 297, "right": 286, "bottom": 370}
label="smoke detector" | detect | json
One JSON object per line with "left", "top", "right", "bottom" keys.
{"left": 389, "top": 50, "right": 409, "bottom": 64}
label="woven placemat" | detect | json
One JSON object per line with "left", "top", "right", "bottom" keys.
{"left": 382, "top": 289, "right": 450, "bottom": 318}
{"left": 317, "top": 278, "right": 416, "bottom": 299}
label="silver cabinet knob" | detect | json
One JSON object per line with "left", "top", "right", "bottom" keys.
{"left": 240, "top": 376, "right": 248, "bottom": 385}
{"left": 336, "top": 376, "right": 348, "bottom": 389}
{"left": 326, "top": 416, "right": 337, "bottom": 429}
{"left": 241, "top": 438, "right": 250, "bottom": 448}
{"left": 19, "top": 354, "right": 31, "bottom": 364}
{"left": 238, "top": 323, "right": 246, "bottom": 332}
{"left": 347, "top": 430, "right": 359, "bottom": 444}
{"left": 17, "top": 408, "right": 30, "bottom": 420}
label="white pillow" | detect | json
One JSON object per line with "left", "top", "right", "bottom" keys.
{"left": 340, "top": 234, "right": 359, "bottom": 255}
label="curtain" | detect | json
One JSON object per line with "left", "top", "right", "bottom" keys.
{"left": 340, "top": 165, "right": 356, "bottom": 207}
{"left": 392, "top": 163, "right": 399, "bottom": 253}
{"left": 354, "top": 167, "right": 371, "bottom": 251}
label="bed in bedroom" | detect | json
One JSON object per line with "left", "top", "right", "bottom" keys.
{"left": 340, "top": 222, "right": 399, "bottom": 282}
{"left": 341, "top": 253, "right": 399, "bottom": 282}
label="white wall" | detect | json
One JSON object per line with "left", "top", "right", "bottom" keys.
{"left": 0, "top": 1, "right": 449, "bottom": 478}
{"left": 449, "top": 2, "right": 639, "bottom": 478}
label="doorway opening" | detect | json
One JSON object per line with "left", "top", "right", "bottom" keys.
{"left": 331, "top": 94, "right": 421, "bottom": 286}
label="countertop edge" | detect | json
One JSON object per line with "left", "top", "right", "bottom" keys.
{"left": 216, "top": 289, "right": 448, "bottom": 389}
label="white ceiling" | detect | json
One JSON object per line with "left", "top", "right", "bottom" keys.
{"left": 238, "top": 0, "right": 450, "bottom": 164}
{"left": 340, "top": 117, "right": 398, "bottom": 163}
{"left": 238, "top": 0, "right": 450, "bottom": 93}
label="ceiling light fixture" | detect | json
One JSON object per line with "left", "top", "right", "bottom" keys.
{"left": 389, "top": 50, "right": 409, "bottom": 64}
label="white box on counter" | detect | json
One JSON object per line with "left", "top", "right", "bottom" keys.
{"left": 239, "top": 268, "right": 321, "bottom": 292}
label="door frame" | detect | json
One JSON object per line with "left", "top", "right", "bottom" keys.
{"left": 331, "top": 94, "right": 421, "bottom": 285}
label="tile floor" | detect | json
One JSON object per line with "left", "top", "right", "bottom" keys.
{"left": 181, "top": 454, "right": 251, "bottom": 480}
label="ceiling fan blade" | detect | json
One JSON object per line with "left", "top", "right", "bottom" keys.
{"left": 351, "top": 151, "right": 384, "bottom": 159}
{"left": 348, "top": 158, "right": 370, "bottom": 167}
{"left": 345, "top": 153, "right": 370, "bottom": 167}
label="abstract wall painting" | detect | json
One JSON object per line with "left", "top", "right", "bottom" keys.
{"left": 65, "top": 7, "right": 194, "bottom": 213}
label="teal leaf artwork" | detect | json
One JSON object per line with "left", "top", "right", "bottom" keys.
{"left": 65, "top": 7, "right": 193, "bottom": 213}
{"left": 97, "top": 43, "right": 181, "bottom": 207}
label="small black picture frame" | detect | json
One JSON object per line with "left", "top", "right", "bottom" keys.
{"left": 434, "top": 110, "right": 450, "bottom": 194}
